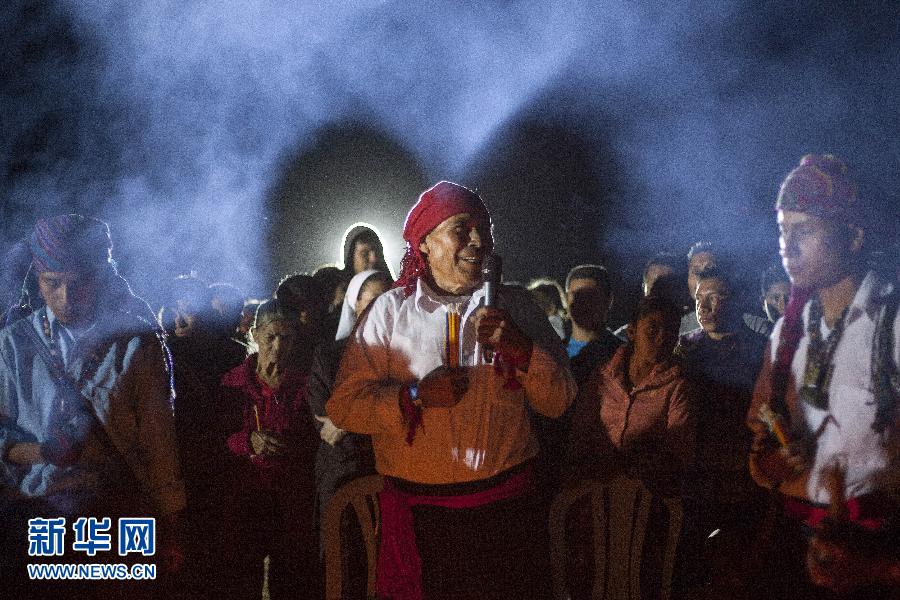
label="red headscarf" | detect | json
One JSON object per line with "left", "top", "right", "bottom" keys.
{"left": 394, "top": 181, "right": 492, "bottom": 296}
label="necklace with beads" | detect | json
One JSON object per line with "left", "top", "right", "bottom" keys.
{"left": 799, "top": 297, "right": 850, "bottom": 410}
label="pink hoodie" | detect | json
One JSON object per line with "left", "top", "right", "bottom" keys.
{"left": 565, "top": 346, "right": 695, "bottom": 483}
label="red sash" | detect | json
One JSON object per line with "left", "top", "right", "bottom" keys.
{"left": 376, "top": 468, "right": 532, "bottom": 600}
{"left": 782, "top": 492, "right": 894, "bottom": 531}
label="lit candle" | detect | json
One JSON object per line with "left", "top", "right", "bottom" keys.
{"left": 758, "top": 404, "right": 788, "bottom": 448}
{"left": 446, "top": 307, "right": 460, "bottom": 368}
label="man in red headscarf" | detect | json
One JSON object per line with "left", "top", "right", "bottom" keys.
{"left": 328, "top": 181, "right": 576, "bottom": 600}
{"left": 747, "top": 156, "right": 900, "bottom": 596}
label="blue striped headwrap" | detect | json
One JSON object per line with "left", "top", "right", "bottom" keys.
{"left": 29, "top": 214, "right": 112, "bottom": 273}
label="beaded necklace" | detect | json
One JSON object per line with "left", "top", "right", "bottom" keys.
{"left": 41, "top": 311, "right": 59, "bottom": 358}
{"left": 798, "top": 297, "right": 850, "bottom": 410}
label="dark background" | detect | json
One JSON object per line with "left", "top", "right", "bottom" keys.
{"left": 2, "top": 0, "right": 898, "bottom": 325}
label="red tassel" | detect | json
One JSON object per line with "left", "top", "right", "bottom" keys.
{"left": 399, "top": 385, "right": 423, "bottom": 445}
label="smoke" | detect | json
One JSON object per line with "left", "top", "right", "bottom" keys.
{"left": 2, "top": 0, "right": 897, "bottom": 304}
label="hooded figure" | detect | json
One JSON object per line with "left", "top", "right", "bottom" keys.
{"left": 341, "top": 225, "right": 392, "bottom": 279}
{"left": 335, "top": 269, "right": 382, "bottom": 340}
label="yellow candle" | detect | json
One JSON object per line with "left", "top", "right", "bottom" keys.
{"left": 758, "top": 404, "right": 788, "bottom": 448}
{"left": 446, "top": 309, "right": 460, "bottom": 368}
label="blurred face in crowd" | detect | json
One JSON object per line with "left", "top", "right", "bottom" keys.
{"left": 172, "top": 299, "right": 201, "bottom": 338}
{"left": 777, "top": 209, "right": 862, "bottom": 291}
{"left": 254, "top": 318, "right": 298, "bottom": 387}
{"left": 355, "top": 278, "right": 390, "bottom": 316}
{"left": 695, "top": 276, "right": 740, "bottom": 338}
{"left": 352, "top": 241, "right": 380, "bottom": 274}
{"left": 331, "top": 280, "right": 349, "bottom": 312}
{"left": 643, "top": 263, "right": 675, "bottom": 297}
{"left": 238, "top": 304, "right": 258, "bottom": 335}
{"left": 763, "top": 280, "right": 790, "bottom": 322}
{"left": 530, "top": 288, "right": 557, "bottom": 317}
{"left": 567, "top": 277, "right": 611, "bottom": 332}
{"left": 629, "top": 309, "right": 678, "bottom": 364}
{"left": 38, "top": 270, "right": 99, "bottom": 327}
{"left": 687, "top": 251, "right": 717, "bottom": 300}
{"left": 419, "top": 212, "right": 492, "bottom": 295}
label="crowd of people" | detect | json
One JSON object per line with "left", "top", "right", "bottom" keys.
{"left": 0, "top": 154, "right": 897, "bottom": 599}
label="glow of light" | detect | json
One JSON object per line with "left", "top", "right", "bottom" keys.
{"left": 707, "top": 529, "right": 720, "bottom": 539}
{"left": 463, "top": 447, "right": 485, "bottom": 471}
{"left": 337, "top": 221, "right": 398, "bottom": 279}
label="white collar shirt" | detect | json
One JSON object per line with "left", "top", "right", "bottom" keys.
{"left": 328, "top": 278, "right": 576, "bottom": 484}
{"left": 776, "top": 271, "right": 900, "bottom": 503}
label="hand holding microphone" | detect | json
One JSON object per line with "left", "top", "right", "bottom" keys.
{"left": 476, "top": 254, "right": 533, "bottom": 368}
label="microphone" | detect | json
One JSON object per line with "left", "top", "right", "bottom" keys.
{"left": 481, "top": 254, "right": 502, "bottom": 363}
{"left": 482, "top": 254, "right": 502, "bottom": 308}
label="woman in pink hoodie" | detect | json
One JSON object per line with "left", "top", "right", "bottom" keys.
{"left": 565, "top": 295, "right": 695, "bottom": 492}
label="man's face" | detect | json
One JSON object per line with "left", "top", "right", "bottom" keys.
{"left": 763, "top": 280, "right": 790, "bottom": 323}
{"left": 352, "top": 241, "right": 380, "bottom": 274}
{"left": 566, "top": 277, "right": 611, "bottom": 332}
{"left": 695, "top": 276, "right": 738, "bottom": 335}
{"left": 38, "top": 271, "right": 98, "bottom": 327}
{"left": 630, "top": 310, "right": 677, "bottom": 363}
{"left": 419, "top": 212, "right": 491, "bottom": 295}
{"left": 173, "top": 299, "right": 199, "bottom": 338}
{"left": 643, "top": 264, "right": 675, "bottom": 297}
{"left": 687, "top": 251, "right": 717, "bottom": 300}
{"left": 778, "top": 209, "right": 858, "bottom": 290}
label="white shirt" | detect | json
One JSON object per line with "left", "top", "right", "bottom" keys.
{"left": 768, "top": 271, "right": 900, "bottom": 503}
{"left": 328, "top": 278, "right": 576, "bottom": 484}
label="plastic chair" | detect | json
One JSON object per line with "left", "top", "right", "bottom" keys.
{"left": 323, "top": 474, "right": 384, "bottom": 600}
{"left": 548, "top": 477, "right": 683, "bottom": 600}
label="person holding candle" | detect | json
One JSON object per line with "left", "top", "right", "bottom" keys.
{"left": 219, "top": 299, "right": 320, "bottom": 599}
{"left": 328, "top": 181, "right": 576, "bottom": 600}
{"left": 747, "top": 154, "right": 900, "bottom": 597}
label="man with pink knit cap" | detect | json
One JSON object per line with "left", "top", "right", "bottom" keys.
{"left": 747, "top": 156, "right": 900, "bottom": 596}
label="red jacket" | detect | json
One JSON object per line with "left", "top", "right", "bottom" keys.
{"left": 222, "top": 355, "right": 318, "bottom": 489}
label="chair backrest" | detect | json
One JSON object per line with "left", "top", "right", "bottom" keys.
{"left": 548, "top": 478, "right": 683, "bottom": 600}
{"left": 323, "top": 474, "right": 384, "bottom": 600}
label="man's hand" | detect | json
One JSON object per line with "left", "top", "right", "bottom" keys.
{"left": 7, "top": 442, "right": 44, "bottom": 465}
{"left": 806, "top": 532, "right": 900, "bottom": 594}
{"left": 418, "top": 366, "right": 469, "bottom": 408}
{"left": 749, "top": 436, "right": 808, "bottom": 488}
{"left": 249, "top": 430, "right": 286, "bottom": 456}
{"left": 473, "top": 307, "right": 533, "bottom": 367}
{"left": 314, "top": 415, "right": 346, "bottom": 445}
